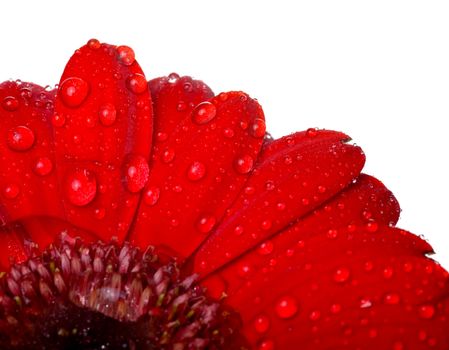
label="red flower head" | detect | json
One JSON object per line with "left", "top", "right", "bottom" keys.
{"left": 0, "top": 40, "right": 448, "bottom": 349}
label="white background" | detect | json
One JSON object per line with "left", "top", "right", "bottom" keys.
{"left": 1, "top": 1, "right": 448, "bottom": 269}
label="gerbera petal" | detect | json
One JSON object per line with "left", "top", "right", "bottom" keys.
{"left": 128, "top": 91, "right": 265, "bottom": 259}
{"left": 53, "top": 41, "right": 152, "bottom": 242}
{"left": 224, "top": 225, "right": 449, "bottom": 349}
{"left": 201, "top": 173, "right": 401, "bottom": 296}
{"left": 0, "top": 81, "right": 63, "bottom": 224}
{"left": 192, "top": 130, "right": 366, "bottom": 276}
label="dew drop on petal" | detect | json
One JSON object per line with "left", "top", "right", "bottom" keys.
{"left": 33, "top": 157, "right": 53, "bottom": 176}
{"left": 333, "top": 267, "right": 350, "bottom": 283}
{"left": 418, "top": 304, "right": 435, "bottom": 319}
{"left": 258, "top": 241, "right": 274, "bottom": 255}
{"left": 250, "top": 118, "right": 266, "bottom": 138}
{"left": 306, "top": 128, "right": 318, "bottom": 137}
{"left": 98, "top": 103, "right": 117, "bottom": 126}
{"left": 234, "top": 155, "right": 254, "bottom": 174}
{"left": 52, "top": 113, "right": 66, "bottom": 127}
{"left": 60, "top": 77, "right": 90, "bottom": 107}
{"left": 7, "top": 126, "right": 35, "bottom": 151}
{"left": 309, "top": 310, "right": 321, "bottom": 321}
{"left": 187, "top": 161, "right": 206, "bottom": 181}
{"left": 94, "top": 207, "right": 106, "bottom": 219}
{"left": 254, "top": 314, "right": 270, "bottom": 333}
{"left": 117, "top": 45, "right": 135, "bottom": 66}
{"left": 87, "top": 38, "right": 101, "bottom": 49}
{"left": 234, "top": 225, "right": 244, "bottom": 236}
{"left": 196, "top": 215, "right": 216, "bottom": 234}
{"left": 123, "top": 155, "right": 150, "bottom": 193}
{"left": 223, "top": 128, "right": 235, "bottom": 138}
{"left": 275, "top": 295, "right": 299, "bottom": 319}
{"left": 64, "top": 168, "right": 97, "bottom": 206}
{"left": 3, "top": 184, "right": 20, "bottom": 199}
{"left": 192, "top": 101, "right": 217, "bottom": 125}
{"left": 366, "top": 221, "right": 379, "bottom": 232}
{"left": 2, "top": 96, "right": 19, "bottom": 111}
{"left": 384, "top": 293, "right": 401, "bottom": 305}
{"left": 258, "top": 340, "right": 274, "bottom": 350}
{"left": 126, "top": 74, "right": 147, "bottom": 94}
{"left": 161, "top": 148, "right": 175, "bottom": 163}
{"left": 144, "top": 186, "right": 160, "bottom": 206}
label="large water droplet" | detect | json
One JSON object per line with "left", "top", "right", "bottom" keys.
{"left": 258, "top": 340, "right": 274, "bottom": 350}
{"left": 117, "top": 45, "right": 135, "bottom": 66}
{"left": 187, "top": 161, "right": 206, "bottom": 181}
{"left": 123, "top": 155, "right": 150, "bottom": 193}
{"left": 275, "top": 295, "right": 299, "bottom": 319}
{"left": 87, "top": 38, "right": 101, "bottom": 49}
{"left": 7, "top": 126, "right": 35, "bottom": 151}
{"left": 192, "top": 102, "right": 217, "bottom": 124}
{"left": 234, "top": 155, "right": 254, "bottom": 174}
{"left": 64, "top": 168, "right": 97, "bottom": 206}
{"left": 161, "top": 148, "right": 175, "bottom": 163}
{"left": 34, "top": 157, "right": 53, "bottom": 176}
{"left": 60, "top": 77, "right": 89, "bottom": 108}
{"left": 126, "top": 74, "right": 147, "bottom": 94}
{"left": 2, "top": 96, "right": 19, "bottom": 111}
{"left": 52, "top": 113, "right": 66, "bottom": 127}
{"left": 98, "top": 103, "right": 117, "bottom": 126}
{"left": 196, "top": 215, "right": 216, "bottom": 234}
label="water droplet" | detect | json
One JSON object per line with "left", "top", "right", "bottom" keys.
{"left": 360, "top": 299, "right": 372, "bottom": 308}
{"left": 64, "top": 168, "right": 97, "bottom": 206}
{"left": 161, "top": 148, "right": 175, "bottom": 163}
{"left": 258, "top": 241, "right": 274, "bottom": 255}
{"left": 168, "top": 73, "right": 179, "bottom": 83}
{"left": 317, "top": 185, "right": 327, "bottom": 193}
{"left": 275, "top": 295, "right": 299, "bottom": 319}
{"left": 187, "top": 161, "right": 206, "bottom": 181}
{"left": 87, "top": 38, "right": 101, "bottom": 49}
{"left": 234, "top": 225, "right": 244, "bottom": 236}
{"left": 366, "top": 221, "right": 379, "bottom": 232}
{"left": 384, "top": 293, "right": 400, "bottom": 305}
{"left": 34, "top": 157, "right": 53, "bottom": 176}
{"left": 258, "top": 340, "right": 274, "bottom": 350}
{"left": 254, "top": 314, "right": 270, "bottom": 333}
{"left": 94, "top": 207, "right": 106, "bottom": 219}
{"left": 156, "top": 132, "right": 168, "bottom": 142}
{"left": 60, "top": 77, "right": 89, "bottom": 108}
{"left": 3, "top": 184, "right": 20, "bottom": 199}
{"left": 383, "top": 267, "right": 394, "bottom": 279}
{"left": 117, "top": 45, "right": 135, "bottom": 66}
{"left": 276, "top": 202, "right": 286, "bottom": 211}
{"left": 126, "top": 74, "right": 147, "bottom": 94}
{"left": 418, "top": 304, "right": 435, "bottom": 319}
{"left": 306, "top": 128, "right": 318, "bottom": 137}
{"left": 261, "top": 220, "right": 272, "bottom": 230}
{"left": 265, "top": 181, "right": 275, "bottom": 191}
{"left": 2, "top": 96, "right": 19, "bottom": 111}
{"left": 144, "top": 186, "right": 160, "bottom": 206}
{"left": 7, "top": 126, "right": 35, "bottom": 151}
{"left": 196, "top": 215, "right": 216, "bottom": 234}
{"left": 333, "top": 267, "right": 350, "bottom": 283}
{"left": 330, "top": 303, "right": 342, "bottom": 314}
{"left": 192, "top": 102, "right": 217, "bottom": 125}
{"left": 223, "top": 128, "right": 235, "bottom": 138}
{"left": 234, "top": 155, "right": 254, "bottom": 174}
{"left": 250, "top": 118, "right": 266, "bottom": 138}
{"left": 309, "top": 310, "right": 321, "bottom": 321}
{"left": 52, "top": 113, "right": 66, "bottom": 127}
{"left": 98, "top": 103, "right": 117, "bottom": 126}
{"left": 327, "top": 229, "right": 338, "bottom": 239}
{"left": 123, "top": 155, "right": 150, "bottom": 193}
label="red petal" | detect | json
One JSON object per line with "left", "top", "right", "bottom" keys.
{"left": 129, "top": 91, "right": 265, "bottom": 259}
{"left": 224, "top": 225, "right": 449, "bottom": 349}
{"left": 0, "top": 81, "right": 64, "bottom": 224}
{"left": 192, "top": 130, "right": 366, "bottom": 276}
{"left": 201, "top": 173, "right": 401, "bottom": 296}
{"left": 54, "top": 41, "right": 152, "bottom": 242}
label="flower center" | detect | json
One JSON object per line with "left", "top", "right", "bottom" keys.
{"left": 0, "top": 236, "right": 244, "bottom": 349}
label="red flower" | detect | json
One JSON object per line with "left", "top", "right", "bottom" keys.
{"left": 0, "top": 40, "right": 448, "bottom": 349}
